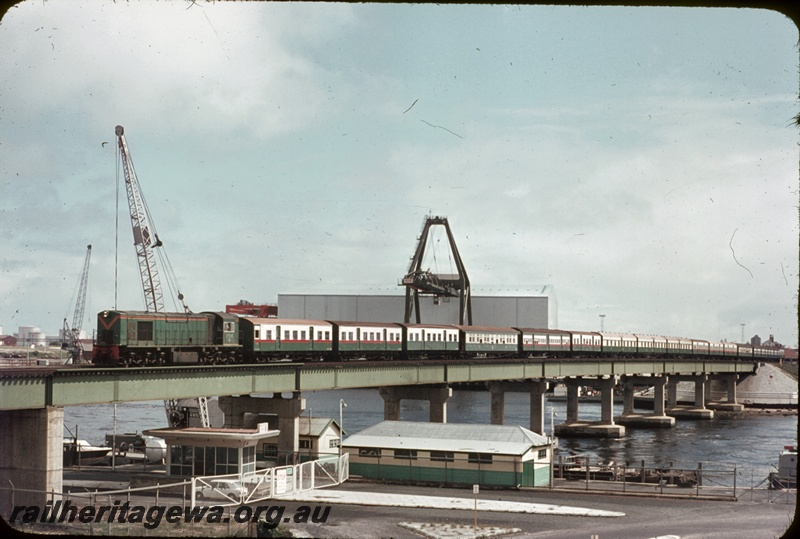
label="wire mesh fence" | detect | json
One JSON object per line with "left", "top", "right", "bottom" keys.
{"left": 550, "top": 454, "right": 796, "bottom": 502}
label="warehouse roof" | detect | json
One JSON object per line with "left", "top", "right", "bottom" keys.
{"left": 343, "top": 421, "right": 550, "bottom": 455}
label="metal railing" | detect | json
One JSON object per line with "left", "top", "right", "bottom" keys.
{"left": 551, "top": 455, "right": 796, "bottom": 501}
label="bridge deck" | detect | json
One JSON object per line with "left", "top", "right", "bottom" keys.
{"left": 0, "top": 358, "right": 757, "bottom": 411}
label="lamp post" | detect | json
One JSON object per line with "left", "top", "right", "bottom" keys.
{"left": 339, "top": 399, "right": 347, "bottom": 458}
{"left": 548, "top": 407, "right": 557, "bottom": 437}
{"left": 599, "top": 314, "right": 606, "bottom": 332}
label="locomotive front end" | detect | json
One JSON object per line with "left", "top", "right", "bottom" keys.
{"left": 94, "top": 310, "right": 124, "bottom": 366}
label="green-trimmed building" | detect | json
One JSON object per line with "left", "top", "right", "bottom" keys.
{"left": 343, "top": 421, "right": 553, "bottom": 488}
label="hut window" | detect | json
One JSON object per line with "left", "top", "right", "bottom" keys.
{"left": 394, "top": 449, "right": 418, "bottom": 460}
{"left": 299, "top": 440, "right": 310, "bottom": 449}
{"left": 538, "top": 449, "right": 547, "bottom": 459}
{"left": 358, "top": 448, "right": 380, "bottom": 458}
{"left": 468, "top": 453, "right": 493, "bottom": 464}
{"left": 430, "top": 451, "right": 454, "bottom": 462}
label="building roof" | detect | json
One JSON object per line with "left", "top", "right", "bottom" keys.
{"left": 298, "top": 416, "right": 341, "bottom": 437}
{"left": 342, "top": 420, "right": 549, "bottom": 455}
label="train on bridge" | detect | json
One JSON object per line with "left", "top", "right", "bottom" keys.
{"left": 92, "top": 310, "right": 784, "bottom": 367}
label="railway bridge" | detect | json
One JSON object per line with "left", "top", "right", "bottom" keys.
{"left": 0, "top": 357, "right": 757, "bottom": 511}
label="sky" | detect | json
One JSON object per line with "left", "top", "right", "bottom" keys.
{"left": 0, "top": 1, "right": 797, "bottom": 347}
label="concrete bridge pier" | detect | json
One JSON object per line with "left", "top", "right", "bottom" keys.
{"left": 219, "top": 393, "right": 306, "bottom": 464}
{"left": 0, "top": 407, "right": 63, "bottom": 516}
{"left": 666, "top": 375, "right": 714, "bottom": 419}
{"left": 707, "top": 373, "right": 745, "bottom": 412}
{"left": 615, "top": 376, "right": 675, "bottom": 428}
{"left": 487, "top": 380, "right": 549, "bottom": 435}
{"left": 554, "top": 376, "right": 625, "bottom": 438}
{"left": 379, "top": 384, "right": 451, "bottom": 423}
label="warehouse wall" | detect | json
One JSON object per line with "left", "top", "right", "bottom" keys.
{"left": 278, "top": 289, "right": 556, "bottom": 328}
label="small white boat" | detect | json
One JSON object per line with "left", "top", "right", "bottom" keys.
{"left": 105, "top": 432, "right": 166, "bottom": 464}
{"left": 63, "top": 439, "right": 112, "bottom": 466}
{"left": 768, "top": 446, "right": 797, "bottom": 490}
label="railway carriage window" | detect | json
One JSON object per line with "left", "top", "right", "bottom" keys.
{"left": 349, "top": 332, "right": 354, "bottom": 341}
{"left": 224, "top": 322, "right": 234, "bottom": 332}
{"left": 325, "top": 331, "right": 330, "bottom": 340}
{"left": 302, "top": 331, "right": 307, "bottom": 340}
{"left": 341, "top": 331, "right": 346, "bottom": 340}
{"left": 284, "top": 330, "right": 290, "bottom": 340}
{"left": 255, "top": 330, "right": 260, "bottom": 339}
{"left": 293, "top": 330, "right": 298, "bottom": 340}
{"left": 266, "top": 330, "right": 272, "bottom": 340}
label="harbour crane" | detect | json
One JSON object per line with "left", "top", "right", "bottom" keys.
{"left": 400, "top": 216, "right": 473, "bottom": 325}
{"left": 62, "top": 244, "right": 92, "bottom": 364}
{"left": 115, "top": 125, "right": 209, "bottom": 428}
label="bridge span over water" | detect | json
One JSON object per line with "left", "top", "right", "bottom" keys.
{"left": 0, "top": 357, "right": 756, "bottom": 409}
{"left": 0, "top": 357, "right": 757, "bottom": 513}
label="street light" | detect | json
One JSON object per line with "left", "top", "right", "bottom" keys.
{"left": 339, "top": 399, "right": 347, "bottom": 458}
{"left": 548, "top": 407, "right": 558, "bottom": 437}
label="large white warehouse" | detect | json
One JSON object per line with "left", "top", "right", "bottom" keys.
{"left": 278, "top": 286, "right": 556, "bottom": 328}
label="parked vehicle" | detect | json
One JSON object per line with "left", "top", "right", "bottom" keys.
{"left": 195, "top": 478, "right": 248, "bottom": 501}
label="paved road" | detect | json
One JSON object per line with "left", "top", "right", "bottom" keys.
{"left": 49, "top": 468, "right": 800, "bottom": 538}
{"left": 283, "top": 482, "right": 797, "bottom": 539}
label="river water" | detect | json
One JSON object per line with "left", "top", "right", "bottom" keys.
{"left": 64, "top": 388, "right": 797, "bottom": 484}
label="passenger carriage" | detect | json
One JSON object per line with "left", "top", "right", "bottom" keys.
{"left": 599, "top": 332, "right": 638, "bottom": 355}
{"left": 711, "top": 340, "right": 739, "bottom": 358}
{"left": 330, "top": 321, "right": 404, "bottom": 358}
{"left": 634, "top": 334, "right": 667, "bottom": 355}
{"left": 399, "top": 324, "right": 460, "bottom": 357}
{"left": 239, "top": 318, "right": 333, "bottom": 360}
{"left": 665, "top": 336, "right": 692, "bottom": 356}
{"left": 568, "top": 331, "right": 602, "bottom": 355}
{"left": 515, "top": 328, "right": 571, "bottom": 357}
{"left": 691, "top": 339, "right": 710, "bottom": 356}
{"left": 457, "top": 326, "right": 520, "bottom": 356}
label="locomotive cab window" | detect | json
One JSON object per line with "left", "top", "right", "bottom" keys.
{"left": 137, "top": 321, "right": 153, "bottom": 341}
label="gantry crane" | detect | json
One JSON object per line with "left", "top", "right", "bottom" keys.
{"left": 400, "top": 216, "right": 472, "bottom": 325}
{"left": 62, "top": 244, "right": 92, "bottom": 364}
{"left": 115, "top": 125, "right": 208, "bottom": 428}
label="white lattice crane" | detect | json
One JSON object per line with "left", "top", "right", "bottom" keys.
{"left": 62, "top": 244, "right": 92, "bottom": 364}
{"left": 115, "top": 125, "right": 208, "bottom": 427}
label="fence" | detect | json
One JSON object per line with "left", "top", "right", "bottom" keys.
{"left": 551, "top": 454, "right": 796, "bottom": 502}
{"left": 2, "top": 453, "right": 349, "bottom": 536}
{"left": 190, "top": 453, "right": 348, "bottom": 507}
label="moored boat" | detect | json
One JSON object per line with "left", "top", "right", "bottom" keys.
{"left": 63, "top": 439, "right": 112, "bottom": 466}
{"left": 768, "top": 446, "right": 797, "bottom": 489}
